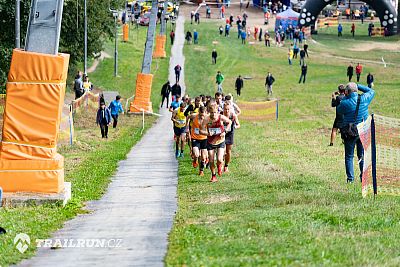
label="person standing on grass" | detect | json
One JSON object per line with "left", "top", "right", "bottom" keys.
{"left": 235, "top": 75, "right": 244, "bottom": 96}
{"left": 96, "top": 100, "right": 112, "bottom": 138}
{"left": 229, "top": 14, "right": 234, "bottom": 26}
{"left": 193, "top": 29, "right": 199, "bottom": 44}
{"left": 355, "top": 63, "right": 363, "bottom": 82}
{"left": 298, "top": 63, "right": 307, "bottom": 84}
{"left": 74, "top": 71, "right": 84, "bottom": 99}
{"left": 347, "top": 64, "right": 354, "bottom": 82}
{"left": 190, "top": 10, "right": 195, "bottom": 24}
{"left": 171, "top": 102, "right": 188, "bottom": 158}
{"left": 367, "top": 73, "right": 374, "bottom": 88}
{"left": 338, "top": 23, "right": 343, "bottom": 37}
{"left": 219, "top": 25, "right": 224, "bottom": 35}
{"left": 185, "top": 31, "right": 192, "bottom": 44}
{"left": 195, "top": 12, "right": 200, "bottom": 24}
{"left": 337, "top": 82, "right": 375, "bottom": 183}
{"left": 160, "top": 81, "right": 171, "bottom": 108}
{"left": 264, "top": 31, "right": 271, "bottom": 46}
{"left": 174, "top": 64, "right": 182, "bottom": 83}
{"left": 293, "top": 42, "right": 299, "bottom": 59}
{"left": 351, "top": 23, "right": 355, "bottom": 37}
{"left": 206, "top": 5, "right": 211, "bottom": 18}
{"left": 303, "top": 41, "right": 309, "bottom": 58}
{"left": 109, "top": 95, "right": 124, "bottom": 128}
{"left": 170, "top": 30, "right": 175, "bottom": 45}
{"left": 265, "top": 72, "right": 275, "bottom": 95}
{"left": 212, "top": 49, "right": 218, "bottom": 64}
{"left": 241, "top": 30, "right": 247, "bottom": 44}
{"left": 225, "top": 23, "right": 230, "bottom": 37}
{"left": 287, "top": 47, "right": 293, "bottom": 65}
{"left": 329, "top": 84, "right": 345, "bottom": 146}
{"left": 299, "top": 47, "right": 306, "bottom": 66}
{"left": 216, "top": 71, "right": 224, "bottom": 93}
{"left": 259, "top": 28, "right": 263, "bottom": 42}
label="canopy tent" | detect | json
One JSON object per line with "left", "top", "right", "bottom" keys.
{"left": 275, "top": 8, "right": 300, "bottom": 31}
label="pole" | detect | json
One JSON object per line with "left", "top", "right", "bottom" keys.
{"left": 15, "top": 0, "right": 20, "bottom": 48}
{"left": 114, "top": 16, "right": 118, "bottom": 77}
{"left": 84, "top": 0, "right": 87, "bottom": 75}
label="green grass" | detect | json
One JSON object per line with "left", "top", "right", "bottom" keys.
{"left": 166, "top": 21, "right": 400, "bottom": 266}
{"left": 0, "top": 23, "right": 169, "bottom": 265}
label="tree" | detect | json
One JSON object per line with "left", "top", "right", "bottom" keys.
{"left": 0, "top": 0, "right": 123, "bottom": 92}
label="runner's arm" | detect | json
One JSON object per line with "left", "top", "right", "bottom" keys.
{"left": 234, "top": 114, "right": 241, "bottom": 129}
{"left": 220, "top": 115, "right": 232, "bottom": 132}
{"left": 171, "top": 110, "right": 178, "bottom": 123}
{"left": 234, "top": 103, "right": 242, "bottom": 116}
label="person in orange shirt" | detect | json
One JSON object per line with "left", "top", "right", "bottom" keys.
{"left": 187, "top": 106, "right": 208, "bottom": 176}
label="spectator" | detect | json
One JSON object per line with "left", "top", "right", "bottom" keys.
{"left": 264, "top": 31, "right": 271, "bottom": 46}
{"left": 259, "top": 28, "right": 263, "bottom": 42}
{"left": 288, "top": 47, "right": 293, "bottom": 65}
{"left": 355, "top": 63, "right": 363, "bottom": 82}
{"left": 347, "top": 64, "right": 354, "bottom": 82}
{"left": 240, "top": 30, "right": 247, "bottom": 44}
{"left": 229, "top": 14, "right": 234, "bottom": 26}
{"left": 216, "top": 71, "right": 224, "bottom": 93}
{"left": 160, "top": 81, "right": 171, "bottom": 108}
{"left": 190, "top": 10, "right": 195, "bottom": 24}
{"left": 299, "top": 47, "right": 306, "bottom": 66}
{"left": 298, "top": 63, "right": 307, "bottom": 84}
{"left": 185, "top": 31, "right": 192, "bottom": 44}
{"left": 303, "top": 41, "right": 309, "bottom": 58}
{"left": 219, "top": 25, "right": 224, "bottom": 35}
{"left": 206, "top": 5, "right": 211, "bottom": 18}
{"left": 193, "top": 29, "right": 199, "bottom": 44}
{"left": 338, "top": 23, "right": 343, "bottom": 37}
{"left": 83, "top": 75, "right": 93, "bottom": 92}
{"left": 367, "top": 73, "right": 374, "bottom": 88}
{"left": 368, "top": 22, "right": 374, "bottom": 37}
{"left": 194, "top": 12, "right": 200, "bottom": 24}
{"left": 329, "top": 84, "right": 346, "bottom": 146}
{"left": 212, "top": 49, "right": 218, "bottom": 64}
{"left": 337, "top": 82, "right": 375, "bottom": 183}
{"left": 96, "top": 100, "right": 112, "bottom": 138}
{"left": 351, "top": 23, "right": 355, "bottom": 37}
{"left": 109, "top": 95, "right": 124, "bottom": 128}
{"left": 293, "top": 43, "right": 299, "bottom": 59}
{"left": 265, "top": 72, "right": 275, "bottom": 95}
{"left": 174, "top": 64, "right": 182, "bottom": 83}
{"left": 225, "top": 23, "right": 230, "bottom": 36}
{"left": 235, "top": 75, "right": 244, "bottom": 96}
{"left": 170, "top": 30, "right": 175, "bottom": 45}
{"left": 74, "top": 71, "right": 84, "bottom": 99}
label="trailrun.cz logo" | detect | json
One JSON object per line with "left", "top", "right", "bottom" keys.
{"left": 13, "top": 233, "right": 123, "bottom": 253}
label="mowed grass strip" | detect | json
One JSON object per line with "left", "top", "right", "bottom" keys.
{"left": 166, "top": 21, "right": 400, "bottom": 266}
{"left": 0, "top": 24, "right": 170, "bottom": 265}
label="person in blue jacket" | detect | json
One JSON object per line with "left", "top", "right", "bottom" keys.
{"left": 109, "top": 95, "right": 124, "bottom": 128}
{"left": 338, "top": 23, "right": 343, "bottom": 37}
{"left": 336, "top": 82, "right": 375, "bottom": 183}
{"left": 96, "top": 101, "right": 112, "bottom": 138}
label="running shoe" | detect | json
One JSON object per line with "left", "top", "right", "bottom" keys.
{"left": 224, "top": 166, "right": 229, "bottom": 173}
{"left": 210, "top": 175, "right": 218, "bottom": 182}
{"left": 217, "top": 165, "right": 223, "bottom": 176}
{"left": 175, "top": 151, "right": 180, "bottom": 158}
{"left": 199, "top": 170, "right": 204, "bottom": 176}
{"left": 179, "top": 152, "right": 184, "bottom": 158}
{"left": 192, "top": 159, "right": 198, "bottom": 168}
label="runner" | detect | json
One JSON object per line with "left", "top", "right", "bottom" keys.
{"left": 171, "top": 102, "right": 187, "bottom": 158}
{"left": 223, "top": 102, "right": 240, "bottom": 173}
{"left": 200, "top": 101, "right": 232, "bottom": 182}
{"left": 169, "top": 95, "right": 182, "bottom": 112}
{"left": 187, "top": 106, "right": 208, "bottom": 176}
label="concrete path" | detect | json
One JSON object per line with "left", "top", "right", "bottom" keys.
{"left": 169, "top": 15, "right": 186, "bottom": 93}
{"left": 18, "top": 15, "right": 186, "bottom": 267}
{"left": 102, "top": 91, "right": 119, "bottom": 104}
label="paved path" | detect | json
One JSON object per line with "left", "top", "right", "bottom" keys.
{"left": 18, "top": 15, "right": 186, "bottom": 267}
{"left": 169, "top": 15, "right": 186, "bottom": 93}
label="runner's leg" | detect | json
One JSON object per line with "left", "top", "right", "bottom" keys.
{"left": 217, "top": 147, "right": 225, "bottom": 176}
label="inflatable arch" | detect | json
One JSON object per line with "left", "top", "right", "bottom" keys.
{"left": 298, "top": 0, "right": 398, "bottom": 35}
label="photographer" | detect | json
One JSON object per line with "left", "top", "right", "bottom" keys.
{"left": 337, "top": 82, "right": 375, "bottom": 183}
{"left": 329, "top": 84, "right": 345, "bottom": 146}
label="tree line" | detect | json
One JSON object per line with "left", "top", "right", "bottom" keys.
{"left": 0, "top": 0, "right": 124, "bottom": 93}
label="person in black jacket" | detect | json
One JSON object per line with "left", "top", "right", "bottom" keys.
{"left": 212, "top": 49, "right": 218, "bottom": 64}
{"left": 96, "top": 101, "right": 112, "bottom": 138}
{"left": 298, "top": 63, "right": 307, "bottom": 84}
{"left": 329, "top": 84, "right": 346, "bottom": 146}
{"left": 265, "top": 72, "right": 275, "bottom": 95}
{"left": 347, "top": 64, "right": 354, "bottom": 82}
{"left": 235, "top": 75, "right": 244, "bottom": 96}
{"left": 171, "top": 82, "right": 182, "bottom": 101}
{"left": 160, "top": 81, "right": 171, "bottom": 108}
{"left": 366, "top": 73, "right": 374, "bottom": 88}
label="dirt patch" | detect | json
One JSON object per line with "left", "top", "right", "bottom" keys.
{"left": 204, "top": 194, "right": 236, "bottom": 204}
{"left": 193, "top": 46, "right": 207, "bottom": 52}
{"left": 350, "top": 41, "right": 400, "bottom": 52}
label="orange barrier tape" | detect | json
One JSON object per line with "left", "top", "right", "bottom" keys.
{"left": 130, "top": 73, "right": 153, "bottom": 113}
{"left": 123, "top": 24, "right": 129, "bottom": 42}
{"left": 0, "top": 49, "right": 69, "bottom": 193}
{"left": 153, "top": 35, "right": 167, "bottom": 58}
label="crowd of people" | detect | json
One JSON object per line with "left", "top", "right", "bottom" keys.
{"left": 168, "top": 91, "right": 241, "bottom": 182}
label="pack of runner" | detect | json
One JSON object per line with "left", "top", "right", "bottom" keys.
{"left": 170, "top": 92, "right": 241, "bottom": 182}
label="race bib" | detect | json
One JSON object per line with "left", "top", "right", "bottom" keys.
{"left": 177, "top": 119, "right": 185, "bottom": 125}
{"left": 194, "top": 128, "right": 200, "bottom": 135}
{"left": 209, "top": 127, "right": 222, "bottom": 136}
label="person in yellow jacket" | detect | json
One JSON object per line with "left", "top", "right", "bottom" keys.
{"left": 288, "top": 47, "right": 293, "bottom": 65}
{"left": 171, "top": 102, "right": 187, "bottom": 158}
{"left": 83, "top": 75, "right": 93, "bottom": 92}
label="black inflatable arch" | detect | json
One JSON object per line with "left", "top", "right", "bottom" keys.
{"left": 298, "top": 0, "right": 398, "bottom": 35}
